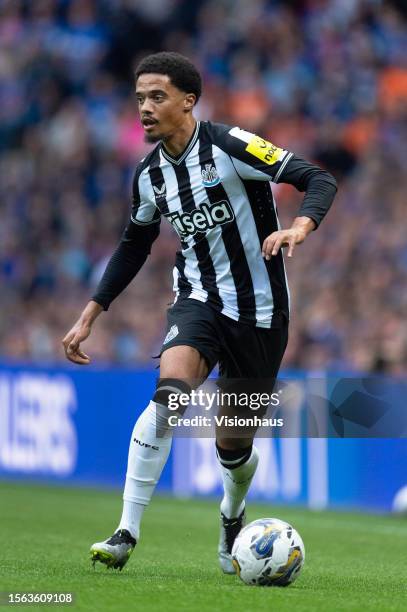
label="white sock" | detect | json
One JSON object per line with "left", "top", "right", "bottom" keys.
{"left": 117, "top": 400, "right": 173, "bottom": 540}
{"left": 217, "top": 446, "right": 259, "bottom": 519}
{"left": 118, "top": 501, "right": 145, "bottom": 540}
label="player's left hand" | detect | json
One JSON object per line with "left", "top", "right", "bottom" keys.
{"left": 262, "top": 228, "right": 306, "bottom": 259}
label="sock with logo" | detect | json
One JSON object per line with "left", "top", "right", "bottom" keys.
{"left": 117, "top": 400, "right": 174, "bottom": 540}
{"left": 216, "top": 443, "right": 259, "bottom": 519}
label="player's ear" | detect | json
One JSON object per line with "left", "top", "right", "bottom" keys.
{"left": 184, "top": 93, "right": 196, "bottom": 112}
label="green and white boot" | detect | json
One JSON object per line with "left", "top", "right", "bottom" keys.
{"left": 90, "top": 529, "right": 136, "bottom": 571}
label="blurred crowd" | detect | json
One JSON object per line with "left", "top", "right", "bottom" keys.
{"left": 0, "top": 0, "right": 406, "bottom": 373}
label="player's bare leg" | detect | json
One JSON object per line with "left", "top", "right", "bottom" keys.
{"left": 90, "top": 345, "right": 208, "bottom": 570}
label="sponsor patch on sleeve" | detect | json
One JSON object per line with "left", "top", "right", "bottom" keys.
{"left": 228, "top": 128, "right": 287, "bottom": 166}
{"left": 245, "top": 135, "right": 286, "bottom": 165}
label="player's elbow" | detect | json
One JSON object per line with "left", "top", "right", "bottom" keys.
{"left": 313, "top": 169, "right": 338, "bottom": 193}
{"left": 299, "top": 168, "right": 339, "bottom": 196}
{"left": 326, "top": 171, "right": 338, "bottom": 193}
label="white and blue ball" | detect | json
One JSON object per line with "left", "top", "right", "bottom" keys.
{"left": 392, "top": 485, "right": 407, "bottom": 515}
{"left": 232, "top": 517, "right": 305, "bottom": 587}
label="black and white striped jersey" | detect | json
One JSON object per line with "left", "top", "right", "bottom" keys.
{"left": 132, "top": 121, "right": 294, "bottom": 327}
{"left": 93, "top": 121, "right": 337, "bottom": 327}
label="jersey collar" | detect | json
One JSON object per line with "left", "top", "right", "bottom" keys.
{"left": 160, "top": 121, "right": 200, "bottom": 165}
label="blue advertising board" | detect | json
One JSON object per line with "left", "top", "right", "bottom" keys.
{"left": 0, "top": 363, "right": 406, "bottom": 512}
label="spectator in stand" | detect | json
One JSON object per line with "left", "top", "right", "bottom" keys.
{"left": 0, "top": 0, "right": 406, "bottom": 373}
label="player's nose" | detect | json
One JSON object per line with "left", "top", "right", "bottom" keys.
{"left": 140, "top": 98, "right": 155, "bottom": 113}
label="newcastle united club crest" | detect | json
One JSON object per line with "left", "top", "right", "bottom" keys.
{"left": 201, "top": 164, "right": 220, "bottom": 188}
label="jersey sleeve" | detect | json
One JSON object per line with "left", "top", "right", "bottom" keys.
{"left": 91, "top": 219, "right": 160, "bottom": 311}
{"left": 131, "top": 168, "right": 161, "bottom": 226}
{"left": 91, "top": 165, "right": 161, "bottom": 311}
{"left": 219, "top": 126, "right": 294, "bottom": 182}
{"left": 210, "top": 122, "right": 337, "bottom": 228}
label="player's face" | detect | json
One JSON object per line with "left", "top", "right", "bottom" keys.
{"left": 136, "top": 74, "right": 195, "bottom": 143}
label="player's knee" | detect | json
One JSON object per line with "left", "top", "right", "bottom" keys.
{"left": 216, "top": 438, "right": 255, "bottom": 452}
{"left": 153, "top": 378, "right": 192, "bottom": 415}
{"left": 160, "top": 345, "right": 208, "bottom": 380}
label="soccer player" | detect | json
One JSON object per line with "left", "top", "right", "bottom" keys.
{"left": 62, "top": 52, "right": 337, "bottom": 572}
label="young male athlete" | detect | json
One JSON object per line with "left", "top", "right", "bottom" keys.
{"left": 62, "top": 52, "right": 337, "bottom": 573}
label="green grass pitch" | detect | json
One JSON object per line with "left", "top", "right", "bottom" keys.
{"left": 1, "top": 481, "right": 406, "bottom": 611}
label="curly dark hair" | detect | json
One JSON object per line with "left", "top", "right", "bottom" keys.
{"left": 134, "top": 52, "right": 202, "bottom": 103}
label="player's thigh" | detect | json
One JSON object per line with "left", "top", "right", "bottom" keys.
{"left": 216, "top": 315, "right": 288, "bottom": 449}
{"left": 160, "top": 345, "right": 208, "bottom": 381}
{"left": 159, "top": 298, "right": 221, "bottom": 384}
{"left": 218, "top": 314, "right": 289, "bottom": 379}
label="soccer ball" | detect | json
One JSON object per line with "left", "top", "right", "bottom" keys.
{"left": 231, "top": 517, "right": 305, "bottom": 586}
{"left": 392, "top": 485, "right": 407, "bottom": 515}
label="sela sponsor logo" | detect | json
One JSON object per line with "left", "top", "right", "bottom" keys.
{"left": 201, "top": 164, "right": 220, "bottom": 187}
{"left": 133, "top": 437, "right": 159, "bottom": 451}
{"left": 152, "top": 183, "right": 166, "bottom": 200}
{"left": 166, "top": 200, "right": 234, "bottom": 238}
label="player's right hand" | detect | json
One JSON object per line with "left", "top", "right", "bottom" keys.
{"left": 62, "top": 322, "right": 92, "bottom": 365}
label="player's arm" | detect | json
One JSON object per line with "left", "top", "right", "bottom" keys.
{"left": 62, "top": 220, "right": 160, "bottom": 364}
{"left": 214, "top": 125, "right": 337, "bottom": 258}
{"left": 62, "top": 174, "right": 161, "bottom": 365}
{"left": 261, "top": 155, "right": 337, "bottom": 259}
{"left": 91, "top": 218, "right": 160, "bottom": 312}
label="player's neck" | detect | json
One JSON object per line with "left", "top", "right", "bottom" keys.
{"left": 161, "top": 117, "right": 197, "bottom": 158}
